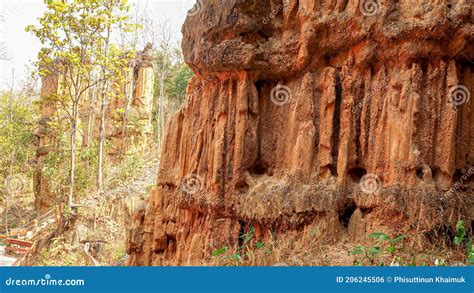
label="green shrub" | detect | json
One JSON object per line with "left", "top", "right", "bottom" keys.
{"left": 350, "top": 232, "right": 406, "bottom": 266}
{"left": 453, "top": 220, "right": 474, "bottom": 265}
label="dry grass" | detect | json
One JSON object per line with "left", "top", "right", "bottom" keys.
{"left": 208, "top": 223, "right": 471, "bottom": 267}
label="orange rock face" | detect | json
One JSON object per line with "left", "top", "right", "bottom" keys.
{"left": 127, "top": 0, "right": 473, "bottom": 266}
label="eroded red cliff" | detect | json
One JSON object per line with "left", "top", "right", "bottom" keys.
{"left": 127, "top": 0, "right": 473, "bottom": 266}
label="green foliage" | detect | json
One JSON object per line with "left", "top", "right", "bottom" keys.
{"left": 165, "top": 64, "right": 194, "bottom": 105}
{"left": 113, "top": 249, "right": 127, "bottom": 262}
{"left": 107, "top": 153, "right": 144, "bottom": 188}
{"left": 26, "top": 0, "right": 137, "bottom": 204}
{"left": 43, "top": 147, "right": 70, "bottom": 195}
{"left": 62, "top": 205, "right": 74, "bottom": 222}
{"left": 350, "top": 232, "right": 406, "bottom": 266}
{"left": 153, "top": 61, "right": 194, "bottom": 116}
{"left": 241, "top": 226, "right": 255, "bottom": 245}
{"left": 467, "top": 239, "right": 474, "bottom": 264}
{"left": 369, "top": 232, "right": 406, "bottom": 254}
{"left": 453, "top": 220, "right": 474, "bottom": 265}
{"left": 42, "top": 139, "right": 100, "bottom": 199}
{"left": 0, "top": 91, "right": 37, "bottom": 190}
{"left": 454, "top": 220, "right": 467, "bottom": 245}
{"left": 26, "top": 0, "right": 135, "bottom": 116}
{"left": 39, "top": 236, "right": 78, "bottom": 266}
{"left": 211, "top": 226, "right": 270, "bottom": 266}
{"left": 75, "top": 144, "right": 100, "bottom": 193}
{"left": 27, "top": 0, "right": 133, "bottom": 78}
{"left": 212, "top": 246, "right": 228, "bottom": 257}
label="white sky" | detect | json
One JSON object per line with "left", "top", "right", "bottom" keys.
{"left": 0, "top": 0, "right": 195, "bottom": 90}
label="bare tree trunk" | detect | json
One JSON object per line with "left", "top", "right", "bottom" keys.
{"left": 97, "top": 93, "right": 106, "bottom": 190}
{"left": 85, "top": 88, "right": 96, "bottom": 148}
{"left": 4, "top": 201, "right": 7, "bottom": 234}
{"left": 83, "top": 88, "right": 96, "bottom": 195}
{"left": 68, "top": 109, "right": 77, "bottom": 208}
{"left": 8, "top": 70, "right": 15, "bottom": 176}
{"left": 97, "top": 16, "right": 111, "bottom": 189}
{"left": 5, "top": 69, "right": 15, "bottom": 233}
{"left": 9, "top": 151, "right": 15, "bottom": 178}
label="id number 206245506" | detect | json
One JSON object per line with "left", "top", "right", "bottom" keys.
{"left": 336, "top": 276, "right": 386, "bottom": 283}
